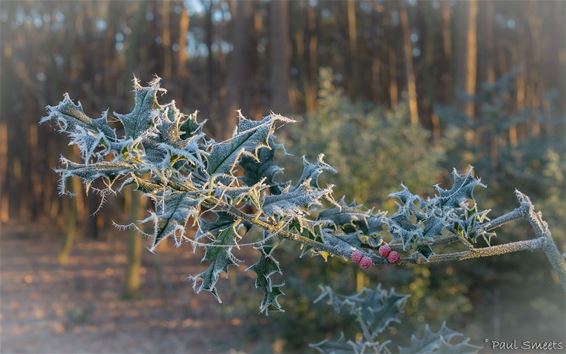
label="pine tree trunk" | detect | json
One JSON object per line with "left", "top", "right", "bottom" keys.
{"left": 122, "top": 189, "right": 143, "bottom": 299}
{"left": 58, "top": 194, "right": 77, "bottom": 265}
{"left": 399, "top": 2, "right": 419, "bottom": 125}
{"left": 223, "top": 0, "right": 253, "bottom": 139}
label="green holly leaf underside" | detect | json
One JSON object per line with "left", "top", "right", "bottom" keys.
{"left": 191, "top": 227, "right": 238, "bottom": 303}
{"left": 399, "top": 323, "right": 481, "bottom": 354}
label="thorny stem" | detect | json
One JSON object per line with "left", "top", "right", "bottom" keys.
{"left": 145, "top": 173, "right": 566, "bottom": 287}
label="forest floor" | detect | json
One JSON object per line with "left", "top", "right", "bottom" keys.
{"left": 0, "top": 220, "right": 273, "bottom": 354}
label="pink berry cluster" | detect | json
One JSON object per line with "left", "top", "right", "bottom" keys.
{"left": 350, "top": 244, "right": 401, "bottom": 269}
{"left": 350, "top": 250, "right": 373, "bottom": 269}
{"left": 378, "top": 244, "right": 401, "bottom": 264}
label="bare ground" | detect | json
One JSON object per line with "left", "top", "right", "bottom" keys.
{"left": 0, "top": 220, "right": 271, "bottom": 354}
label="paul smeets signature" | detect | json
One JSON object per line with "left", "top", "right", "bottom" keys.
{"left": 484, "top": 339, "right": 564, "bottom": 351}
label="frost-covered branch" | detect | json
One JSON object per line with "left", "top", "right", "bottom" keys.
{"left": 41, "top": 78, "right": 566, "bottom": 313}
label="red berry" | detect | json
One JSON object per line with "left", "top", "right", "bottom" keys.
{"left": 387, "top": 251, "right": 401, "bottom": 264}
{"left": 359, "top": 256, "right": 373, "bottom": 269}
{"left": 378, "top": 244, "right": 392, "bottom": 258}
{"left": 351, "top": 250, "right": 363, "bottom": 264}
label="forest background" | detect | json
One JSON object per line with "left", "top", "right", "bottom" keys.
{"left": 0, "top": 0, "right": 565, "bottom": 353}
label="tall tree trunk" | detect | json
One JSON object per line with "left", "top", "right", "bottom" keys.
{"left": 0, "top": 122, "right": 8, "bottom": 223}
{"left": 439, "top": 0, "right": 453, "bottom": 101}
{"left": 347, "top": 0, "right": 359, "bottom": 99}
{"left": 388, "top": 47, "right": 399, "bottom": 108}
{"left": 269, "top": 0, "right": 290, "bottom": 113}
{"left": 223, "top": 0, "right": 253, "bottom": 139}
{"left": 464, "top": 0, "right": 478, "bottom": 119}
{"left": 205, "top": 0, "right": 215, "bottom": 115}
{"left": 161, "top": 0, "right": 172, "bottom": 79}
{"left": 58, "top": 188, "right": 77, "bottom": 265}
{"left": 399, "top": 2, "right": 419, "bottom": 125}
{"left": 306, "top": 3, "right": 318, "bottom": 112}
{"left": 122, "top": 189, "right": 143, "bottom": 299}
{"left": 177, "top": 4, "right": 190, "bottom": 78}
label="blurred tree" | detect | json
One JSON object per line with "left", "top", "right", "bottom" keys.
{"left": 269, "top": 0, "right": 290, "bottom": 113}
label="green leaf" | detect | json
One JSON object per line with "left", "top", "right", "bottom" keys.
{"left": 143, "top": 190, "right": 199, "bottom": 251}
{"left": 114, "top": 77, "right": 164, "bottom": 138}
{"left": 240, "top": 136, "right": 284, "bottom": 194}
{"left": 191, "top": 227, "right": 239, "bottom": 302}
{"left": 248, "top": 244, "right": 285, "bottom": 315}
{"left": 310, "top": 333, "right": 388, "bottom": 354}
{"left": 314, "top": 285, "right": 409, "bottom": 341}
{"left": 297, "top": 154, "right": 336, "bottom": 188}
{"left": 263, "top": 181, "right": 330, "bottom": 217}
{"left": 206, "top": 113, "right": 293, "bottom": 175}
{"left": 414, "top": 244, "right": 434, "bottom": 260}
{"left": 433, "top": 168, "right": 486, "bottom": 208}
{"left": 399, "top": 323, "right": 481, "bottom": 354}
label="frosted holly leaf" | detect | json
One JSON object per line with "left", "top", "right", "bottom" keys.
{"left": 248, "top": 244, "right": 285, "bottom": 315}
{"left": 451, "top": 207, "right": 495, "bottom": 244}
{"left": 240, "top": 136, "right": 285, "bottom": 194}
{"left": 354, "top": 287, "right": 408, "bottom": 340}
{"left": 433, "top": 168, "right": 486, "bottom": 209}
{"left": 191, "top": 227, "right": 240, "bottom": 302}
{"left": 114, "top": 77, "right": 164, "bottom": 138}
{"left": 310, "top": 333, "right": 389, "bottom": 354}
{"left": 389, "top": 184, "right": 421, "bottom": 206}
{"left": 262, "top": 181, "right": 331, "bottom": 217}
{"left": 389, "top": 214, "right": 421, "bottom": 251}
{"left": 413, "top": 244, "right": 434, "bottom": 260}
{"left": 398, "top": 323, "right": 481, "bottom": 354}
{"left": 41, "top": 93, "right": 114, "bottom": 137}
{"left": 297, "top": 154, "right": 337, "bottom": 188}
{"left": 315, "top": 285, "right": 409, "bottom": 341}
{"left": 317, "top": 198, "right": 387, "bottom": 238}
{"left": 196, "top": 212, "right": 237, "bottom": 241}
{"left": 206, "top": 113, "right": 294, "bottom": 176}
{"left": 55, "top": 159, "right": 135, "bottom": 194}
{"left": 313, "top": 286, "right": 480, "bottom": 354}
{"left": 142, "top": 190, "right": 200, "bottom": 251}
{"left": 422, "top": 215, "right": 446, "bottom": 239}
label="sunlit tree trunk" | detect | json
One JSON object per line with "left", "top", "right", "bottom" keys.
{"left": 464, "top": 0, "right": 478, "bottom": 119}
{"left": 177, "top": 4, "right": 190, "bottom": 78}
{"left": 347, "top": 0, "right": 359, "bottom": 99}
{"left": 399, "top": 1, "right": 419, "bottom": 125}
{"left": 388, "top": 47, "right": 399, "bottom": 108}
{"left": 58, "top": 187, "right": 77, "bottom": 265}
{"left": 122, "top": 189, "right": 143, "bottom": 299}
{"left": 0, "top": 122, "right": 8, "bottom": 223}
{"left": 161, "top": 0, "right": 172, "bottom": 80}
